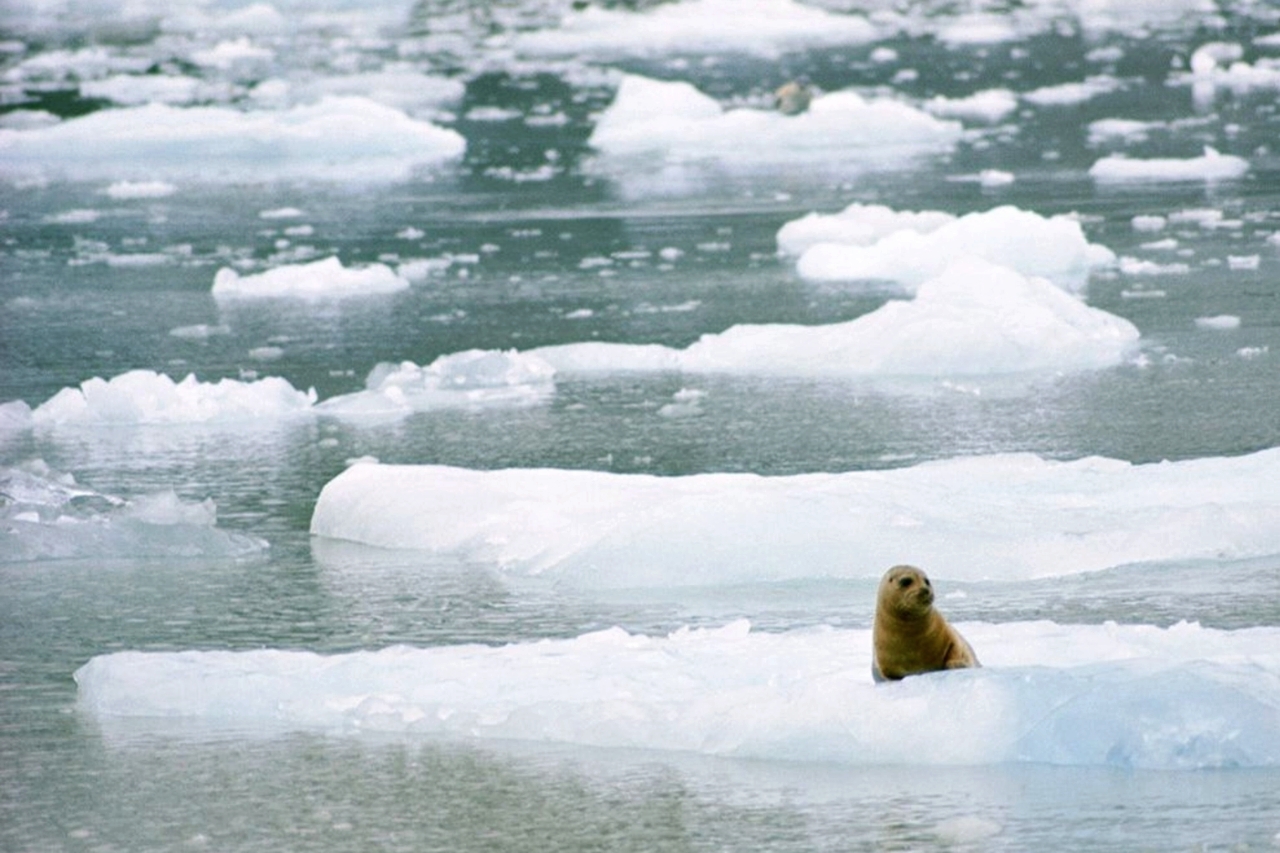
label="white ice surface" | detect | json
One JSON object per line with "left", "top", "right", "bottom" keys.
{"left": 0, "top": 96, "right": 465, "bottom": 184}
{"left": 212, "top": 257, "right": 410, "bottom": 300}
{"left": 316, "top": 351, "right": 556, "bottom": 420}
{"left": 309, "top": 447, "right": 1279, "bottom": 587}
{"left": 530, "top": 258, "right": 1137, "bottom": 379}
{"left": 31, "top": 370, "right": 316, "bottom": 426}
{"left": 75, "top": 619, "right": 1280, "bottom": 770}
{"left": 508, "top": 0, "right": 879, "bottom": 60}
{"left": 1090, "top": 147, "right": 1250, "bottom": 183}
{"left": 785, "top": 205, "right": 1115, "bottom": 293}
{"left": 588, "top": 75, "right": 961, "bottom": 168}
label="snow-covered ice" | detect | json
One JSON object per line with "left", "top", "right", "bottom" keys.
{"left": 1090, "top": 147, "right": 1249, "bottom": 183}
{"left": 588, "top": 75, "right": 961, "bottom": 169}
{"left": 310, "top": 447, "right": 1280, "bottom": 587}
{"left": 0, "top": 97, "right": 465, "bottom": 184}
{"left": 212, "top": 257, "right": 409, "bottom": 301}
{"left": 75, "top": 619, "right": 1280, "bottom": 770}
{"left": 781, "top": 205, "right": 1115, "bottom": 293}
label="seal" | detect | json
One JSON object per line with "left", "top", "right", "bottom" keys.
{"left": 774, "top": 80, "right": 813, "bottom": 115}
{"left": 872, "top": 564, "right": 978, "bottom": 682}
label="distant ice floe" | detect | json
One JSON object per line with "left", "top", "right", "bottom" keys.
{"left": 779, "top": 204, "right": 1115, "bottom": 293}
{"left": 30, "top": 370, "right": 316, "bottom": 426}
{"left": 1178, "top": 41, "right": 1280, "bottom": 93}
{"left": 316, "top": 351, "right": 557, "bottom": 420}
{"left": 532, "top": 258, "right": 1137, "bottom": 379}
{"left": 588, "top": 74, "right": 962, "bottom": 170}
{"left": 0, "top": 96, "right": 465, "bottom": 184}
{"left": 508, "top": 0, "right": 879, "bottom": 59}
{"left": 212, "top": 257, "right": 410, "bottom": 301}
{"left": 1090, "top": 146, "right": 1249, "bottom": 183}
{"left": 310, "top": 447, "right": 1279, "bottom": 586}
{"left": 75, "top": 619, "right": 1280, "bottom": 769}
{"left": 1, "top": 461, "right": 266, "bottom": 562}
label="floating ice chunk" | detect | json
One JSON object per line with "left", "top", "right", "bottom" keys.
{"left": 534, "top": 258, "right": 1137, "bottom": 380}
{"left": 316, "top": 351, "right": 556, "bottom": 420}
{"left": 924, "top": 88, "right": 1018, "bottom": 123}
{"left": 1090, "top": 147, "right": 1249, "bottom": 183}
{"left": 31, "top": 370, "right": 316, "bottom": 426}
{"left": 310, "top": 445, "right": 1280, "bottom": 586}
{"left": 1131, "top": 215, "right": 1167, "bottom": 232}
{"left": 103, "top": 180, "right": 177, "bottom": 199}
{"left": 1179, "top": 43, "right": 1280, "bottom": 91}
{"left": 1227, "top": 255, "right": 1260, "bottom": 271}
{"left": 776, "top": 202, "right": 953, "bottom": 258}
{"left": 509, "top": 0, "right": 878, "bottom": 60}
{"left": 80, "top": 73, "right": 205, "bottom": 106}
{"left": 290, "top": 66, "right": 465, "bottom": 113}
{"left": 978, "top": 168, "right": 1015, "bottom": 187}
{"left": 1, "top": 462, "right": 265, "bottom": 562}
{"left": 789, "top": 205, "right": 1114, "bottom": 292}
{"left": 1023, "top": 76, "right": 1122, "bottom": 105}
{"left": 1118, "top": 257, "right": 1190, "bottom": 276}
{"left": 75, "top": 620, "right": 1280, "bottom": 769}
{"left": 212, "top": 257, "right": 409, "bottom": 301}
{"left": 1195, "top": 315, "right": 1241, "bottom": 330}
{"left": 1087, "top": 118, "right": 1161, "bottom": 145}
{"left": 191, "top": 37, "right": 274, "bottom": 70}
{"left": 936, "top": 14, "right": 1019, "bottom": 46}
{"left": 589, "top": 75, "right": 961, "bottom": 168}
{"left": 0, "top": 97, "right": 465, "bottom": 184}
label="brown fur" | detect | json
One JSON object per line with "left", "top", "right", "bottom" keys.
{"left": 872, "top": 565, "right": 978, "bottom": 682}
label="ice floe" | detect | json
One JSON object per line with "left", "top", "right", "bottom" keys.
{"left": 30, "top": 370, "right": 316, "bottom": 426}
{"left": 0, "top": 96, "right": 465, "bottom": 184}
{"left": 75, "top": 619, "right": 1280, "bottom": 769}
{"left": 508, "top": 0, "right": 879, "bottom": 60}
{"left": 310, "top": 447, "right": 1280, "bottom": 586}
{"left": 1, "top": 461, "right": 266, "bottom": 562}
{"left": 781, "top": 205, "right": 1115, "bottom": 293}
{"left": 1090, "top": 147, "right": 1249, "bottom": 183}
{"left": 534, "top": 258, "right": 1137, "bottom": 379}
{"left": 316, "top": 351, "right": 557, "bottom": 420}
{"left": 212, "top": 257, "right": 410, "bottom": 301}
{"left": 588, "top": 74, "right": 961, "bottom": 169}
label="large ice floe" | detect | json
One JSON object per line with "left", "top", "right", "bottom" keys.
{"left": 587, "top": 75, "right": 962, "bottom": 169}
{"left": 316, "top": 351, "right": 557, "bottom": 420}
{"left": 779, "top": 204, "right": 1115, "bottom": 293}
{"left": 212, "top": 257, "right": 410, "bottom": 301}
{"left": 75, "top": 619, "right": 1280, "bottom": 769}
{"left": 530, "top": 258, "right": 1138, "bottom": 379}
{"left": 30, "top": 370, "right": 316, "bottom": 426}
{"left": 310, "top": 448, "right": 1280, "bottom": 587}
{"left": 1089, "top": 147, "right": 1250, "bottom": 183}
{"left": 508, "top": 0, "right": 879, "bottom": 59}
{"left": 1, "top": 461, "right": 265, "bottom": 562}
{"left": 0, "top": 96, "right": 465, "bottom": 184}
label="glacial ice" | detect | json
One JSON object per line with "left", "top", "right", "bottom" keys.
{"left": 0, "top": 96, "right": 465, "bottom": 184}
{"left": 212, "top": 257, "right": 410, "bottom": 301}
{"left": 588, "top": 75, "right": 961, "bottom": 168}
{"left": 782, "top": 205, "right": 1115, "bottom": 293}
{"left": 508, "top": 0, "right": 879, "bottom": 59}
{"left": 316, "top": 351, "right": 557, "bottom": 420}
{"left": 309, "top": 447, "right": 1280, "bottom": 586}
{"left": 74, "top": 620, "right": 1280, "bottom": 770}
{"left": 1090, "top": 147, "right": 1250, "bottom": 183}
{"left": 1, "top": 462, "right": 266, "bottom": 562}
{"left": 532, "top": 258, "right": 1138, "bottom": 378}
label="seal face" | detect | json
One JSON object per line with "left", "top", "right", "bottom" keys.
{"left": 872, "top": 564, "right": 979, "bottom": 682}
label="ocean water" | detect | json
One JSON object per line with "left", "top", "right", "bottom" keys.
{"left": 3, "top": 0, "right": 1280, "bottom": 850}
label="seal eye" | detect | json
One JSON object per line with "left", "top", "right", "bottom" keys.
{"left": 898, "top": 577, "right": 913, "bottom": 589}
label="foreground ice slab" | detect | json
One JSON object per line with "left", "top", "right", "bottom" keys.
{"left": 1, "top": 462, "right": 265, "bottom": 562}
{"left": 310, "top": 448, "right": 1280, "bottom": 586}
{"left": 531, "top": 258, "right": 1138, "bottom": 378}
{"left": 212, "top": 257, "right": 409, "bottom": 301}
{"left": 0, "top": 96, "right": 465, "bottom": 184}
{"left": 509, "top": 0, "right": 878, "bottom": 59}
{"left": 782, "top": 205, "right": 1115, "bottom": 293}
{"left": 75, "top": 620, "right": 1280, "bottom": 769}
{"left": 588, "top": 75, "right": 961, "bottom": 169}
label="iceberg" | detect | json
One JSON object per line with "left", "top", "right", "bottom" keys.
{"left": 784, "top": 205, "right": 1115, "bottom": 293}
{"left": 74, "top": 620, "right": 1280, "bottom": 769}
{"left": 212, "top": 257, "right": 410, "bottom": 301}
{"left": 309, "top": 447, "right": 1280, "bottom": 587}
{"left": 509, "top": 0, "right": 879, "bottom": 60}
{"left": 0, "top": 96, "right": 465, "bottom": 184}
{"left": 316, "top": 351, "right": 557, "bottom": 419}
{"left": 588, "top": 75, "right": 962, "bottom": 169}
{"left": 1090, "top": 147, "right": 1250, "bottom": 183}
{"left": 32, "top": 370, "right": 316, "bottom": 426}
{"left": 531, "top": 258, "right": 1138, "bottom": 379}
